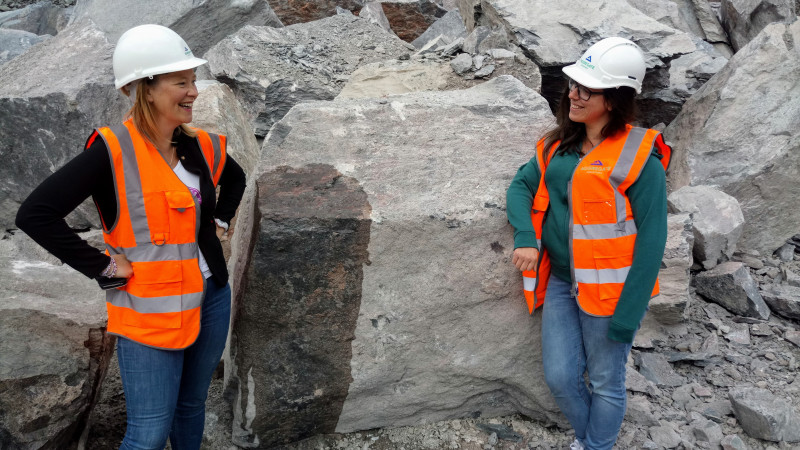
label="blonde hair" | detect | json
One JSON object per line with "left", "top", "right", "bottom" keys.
{"left": 122, "top": 76, "right": 197, "bottom": 144}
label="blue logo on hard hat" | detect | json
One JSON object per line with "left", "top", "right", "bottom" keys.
{"left": 586, "top": 55, "right": 592, "bottom": 62}
{"left": 184, "top": 46, "right": 191, "bottom": 56}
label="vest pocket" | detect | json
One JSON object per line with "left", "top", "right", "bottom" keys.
{"left": 164, "top": 190, "right": 197, "bottom": 243}
{"left": 581, "top": 198, "right": 615, "bottom": 224}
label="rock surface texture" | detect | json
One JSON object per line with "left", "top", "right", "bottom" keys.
{"left": 0, "top": 0, "right": 70, "bottom": 36}
{"left": 463, "top": 0, "right": 727, "bottom": 127}
{"left": 0, "top": 231, "right": 112, "bottom": 449}
{"left": 227, "top": 76, "right": 561, "bottom": 448}
{"left": 668, "top": 185, "right": 745, "bottom": 269}
{"left": 665, "top": 20, "right": 800, "bottom": 256}
{"left": 720, "top": 0, "right": 797, "bottom": 51}
{"left": 695, "top": 261, "right": 770, "bottom": 319}
{"left": 204, "top": 14, "right": 413, "bottom": 137}
{"left": 68, "top": 0, "right": 283, "bottom": 56}
{"left": 0, "top": 19, "right": 128, "bottom": 230}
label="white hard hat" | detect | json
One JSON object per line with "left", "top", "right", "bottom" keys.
{"left": 113, "top": 24, "right": 207, "bottom": 90}
{"left": 562, "top": 37, "right": 646, "bottom": 93}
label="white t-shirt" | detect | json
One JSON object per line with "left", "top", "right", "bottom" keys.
{"left": 172, "top": 161, "right": 212, "bottom": 279}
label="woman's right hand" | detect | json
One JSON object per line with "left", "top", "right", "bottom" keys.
{"left": 512, "top": 247, "right": 539, "bottom": 272}
{"left": 111, "top": 253, "right": 134, "bottom": 278}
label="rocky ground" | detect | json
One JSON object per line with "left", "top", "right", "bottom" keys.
{"left": 0, "top": 0, "right": 73, "bottom": 12}
{"left": 84, "top": 276, "right": 800, "bottom": 449}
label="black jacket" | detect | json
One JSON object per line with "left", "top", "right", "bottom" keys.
{"left": 15, "top": 129, "right": 246, "bottom": 285}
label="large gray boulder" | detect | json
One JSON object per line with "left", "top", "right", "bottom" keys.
{"left": 190, "top": 81, "right": 261, "bottom": 179}
{"left": 695, "top": 261, "right": 770, "bottom": 320}
{"left": 665, "top": 20, "right": 800, "bottom": 255}
{"left": 227, "top": 76, "right": 561, "bottom": 448}
{"left": 650, "top": 213, "right": 694, "bottom": 325}
{"left": 411, "top": 8, "right": 466, "bottom": 49}
{"left": 760, "top": 284, "right": 800, "bottom": 320}
{"left": 0, "top": 231, "right": 112, "bottom": 449}
{"left": 0, "top": 1, "right": 71, "bottom": 36}
{"left": 0, "top": 19, "right": 129, "bottom": 230}
{"left": 68, "top": 0, "right": 283, "bottom": 56}
{"left": 729, "top": 387, "right": 800, "bottom": 442}
{"left": 204, "top": 14, "right": 413, "bottom": 137}
{"left": 462, "top": 0, "right": 727, "bottom": 127}
{"left": 720, "top": 0, "right": 797, "bottom": 51}
{"left": 668, "top": 185, "right": 745, "bottom": 270}
{"left": 0, "top": 28, "right": 49, "bottom": 65}
{"left": 628, "top": 0, "right": 730, "bottom": 52}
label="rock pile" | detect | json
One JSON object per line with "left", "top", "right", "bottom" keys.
{"left": 1, "top": 0, "right": 800, "bottom": 449}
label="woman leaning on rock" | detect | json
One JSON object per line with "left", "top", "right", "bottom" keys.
{"left": 15, "top": 24, "right": 246, "bottom": 449}
{"left": 506, "top": 37, "right": 670, "bottom": 450}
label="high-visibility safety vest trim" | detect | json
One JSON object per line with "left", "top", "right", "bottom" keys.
{"left": 521, "top": 125, "right": 670, "bottom": 316}
{"left": 94, "top": 119, "right": 227, "bottom": 349}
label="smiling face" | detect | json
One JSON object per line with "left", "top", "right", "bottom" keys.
{"left": 146, "top": 69, "right": 198, "bottom": 130}
{"left": 567, "top": 80, "right": 612, "bottom": 130}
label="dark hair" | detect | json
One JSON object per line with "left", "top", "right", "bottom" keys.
{"left": 542, "top": 82, "right": 638, "bottom": 156}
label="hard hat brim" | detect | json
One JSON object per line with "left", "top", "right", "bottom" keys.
{"left": 114, "top": 56, "right": 208, "bottom": 90}
{"left": 562, "top": 63, "right": 608, "bottom": 90}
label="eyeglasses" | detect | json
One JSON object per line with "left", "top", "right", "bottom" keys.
{"left": 568, "top": 79, "right": 604, "bottom": 101}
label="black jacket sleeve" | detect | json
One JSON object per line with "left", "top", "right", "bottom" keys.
{"left": 214, "top": 155, "right": 246, "bottom": 224}
{"left": 14, "top": 134, "right": 113, "bottom": 278}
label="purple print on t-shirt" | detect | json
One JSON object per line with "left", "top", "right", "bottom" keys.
{"left": 188, "top": 187, "right": 202, "bottom": 204}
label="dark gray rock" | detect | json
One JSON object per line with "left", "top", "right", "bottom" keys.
{"left": 720, "top": 0, "right": 796, "bottom": 51}
{"left": 635, "top": 352, "right": 687, "bottom": 387}
{"left": 473, "top": 63, "right": 494, "bottom": 78}
{"left": 0, "top": 0, "right": 70, "bottom": 36}
{"left": 695, "top": 262, "right": 770, "bottom": 320}
{"left": 761, "top": 284, "right": 800, "bottom": 320}
{"left": 720, "top": 434, "right": 747, "bottom": 450}
{"left": 625, "top": 394, "right": 660, "bottom": 426}
{"left": 626, "top": 365, "right": 660, "bottom": 396}
{"left": 228, "top": 164, "right": 371, "bottom": 448}
{"left": 692, "top": 417, "right": 724, "bottom": 444}
{"left": 69, "top": 0, "right": 283, "bottom": 56}
{"left": 411, "top": 9, "right": 466, "bottom": 49}
{"left": 204, "top": 14, "right": 412, "bottom": 136}
{"left": 786, "top": 329, "right": 800, "bottom": 347}
{"left": 648, "top": 425, "right": 682, "bottom": 448}
{"left": 729, "top": 386, "right": 800, "bottom": 442}
{"left": 0, "top": 20, "right": 129, "bottom": 230}
{"left": 0, "top": 27, "right": 48, "bottom": 65}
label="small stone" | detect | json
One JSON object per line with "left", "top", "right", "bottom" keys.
{"left": 775, "top": 243, "right": 795, "bottom": 261}
{"left": 473, "top": 54, "right": 485, "bottom": 69}
{"left": 488, "top": 432, "right": 498, "bottom": 446}
{"left": 648, "top": 425, "right": 682, "bottom": 448}
{"left": 786, "top": 329, "right": 800, "bottom": 347}
{"left": 473, "top": 64, "right": 495, "bottom": 78}
{"left": 765, "top": 352, "right": 776, "bottom": 361}
{"left": 750, "top": 323, "right": 772, "bottom": 336}
{"left": 694, "top": 385, "right": 713, "bottom": 397}
{"left": 720, "top": 434, "right": 746, "bottom": 450}
{"left": 725, "top": 323, "right": 751, "bottom": 345}
{"left": 450, "top": 53, "right": 472, "bottom": 75}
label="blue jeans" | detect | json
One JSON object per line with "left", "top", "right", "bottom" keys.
{"left": 541, "top": 275, "right": 633, "bottom": 450}
{"left": 117, "top": 277, "right": 231, "bottom": 450}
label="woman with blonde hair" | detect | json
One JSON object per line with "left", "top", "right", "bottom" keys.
{"left": 506, "top": 37, "right": 670, "bottom": 450}
{"left": 16, "top": 24, "right": 246, "bottom": 449}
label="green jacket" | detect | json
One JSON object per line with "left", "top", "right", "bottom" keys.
{"left": 506, "top": 146, "right": 667, "bottom": 343}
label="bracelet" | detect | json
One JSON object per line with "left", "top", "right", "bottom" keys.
{"left": 214, "top": 218, "right": 229, "bottom": 231}
{"left": 101, "top": 257, "right": 117, "bottom": 278}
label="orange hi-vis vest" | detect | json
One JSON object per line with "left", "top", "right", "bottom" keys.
{"left": 522, "top": 125, "right": 670, "bottom": 316}
{"left": 94, "top": 118, "right": 227, "bottom": 349}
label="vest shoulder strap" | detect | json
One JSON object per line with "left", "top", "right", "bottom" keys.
{"left": 192, "top": 128, "right": 227, "bottom": 187}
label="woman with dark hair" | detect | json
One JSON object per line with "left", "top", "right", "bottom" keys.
{"left": 16, "top": 24, "right": 246, "bottom": 449}
{"left": 506, "top": 37, "right": 670, "bottom": 450}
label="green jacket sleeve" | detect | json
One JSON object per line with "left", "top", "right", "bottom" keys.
{"left": 607, "top": 155, "right": 668, "bottom": 343}
{"left": 506, "top": 157, "right": 541, "bottom": 250}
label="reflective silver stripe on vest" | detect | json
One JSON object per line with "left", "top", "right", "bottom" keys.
{"left": 107, "top": 289, "right": 205, "bottom": 314}
{"left": 523, "top": 276, "right": 536, "bottom": 290}
{"left": 574, "top": 266, "right": 631, "bottom": 285}
{"left": 536, "top": 238, "right": 542, "bottom": 248}
{"left": 107, "top": 242, "right": 199, "bottom": 263}
{"left": 209, "top": 133, "right": 222, "bottom": 178}
{"left": 573, "top": 220, "right": 638, "bottom": 240}
{"left": 608, "top": 127, "right": 648, "bottom": 225}
{"left": 111, "top": 124, "right": 151, "bottom": 245}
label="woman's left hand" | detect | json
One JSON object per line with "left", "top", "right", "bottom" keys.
{"left": 216, "top": 225, "right": 227, "bottom": 241}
